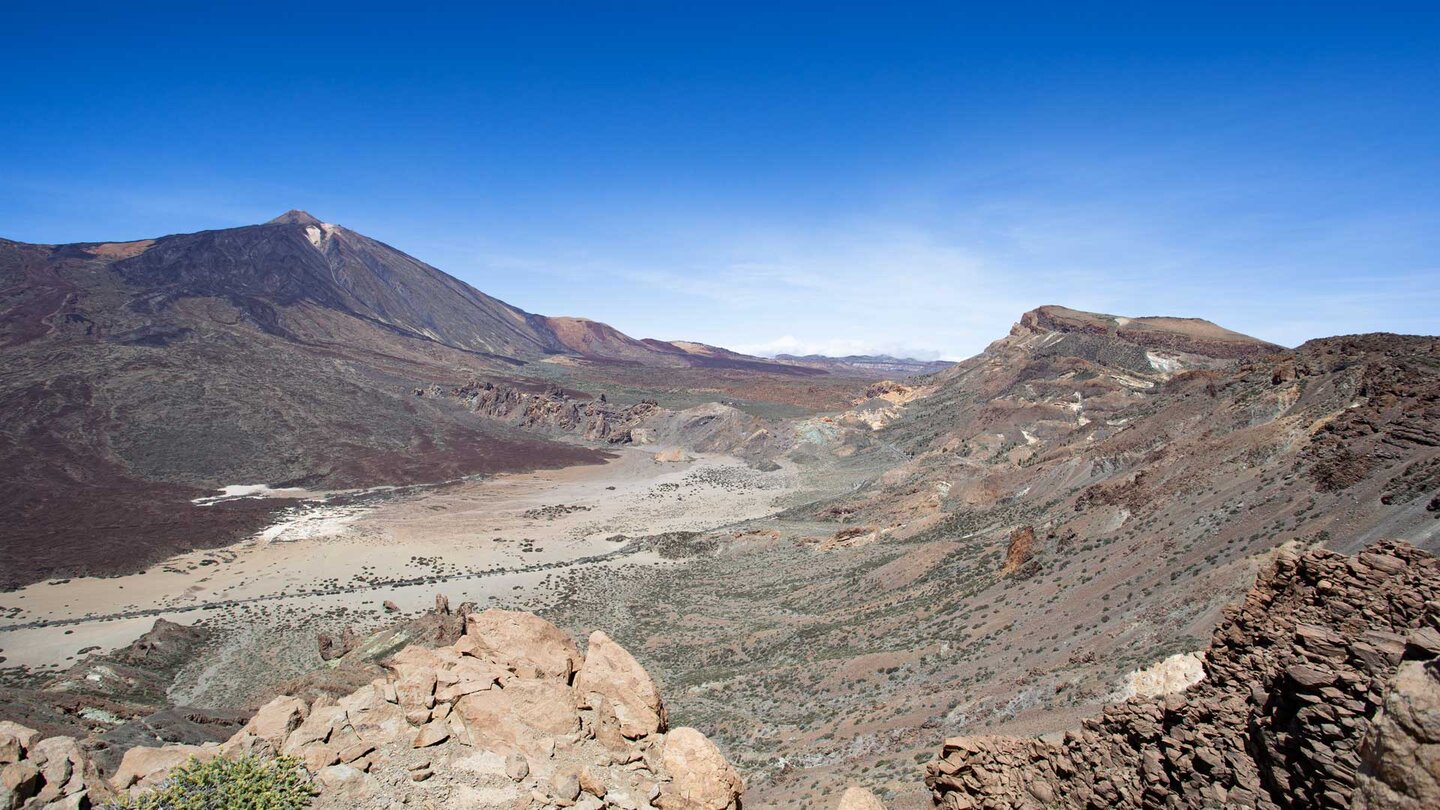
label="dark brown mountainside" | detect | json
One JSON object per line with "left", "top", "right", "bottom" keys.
{"left": 107, "top": 211, "right": 562, "bottom": 359}
{"left": 0, "top": 213, "right": 837, "bottom": 589}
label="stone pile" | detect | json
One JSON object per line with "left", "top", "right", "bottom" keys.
{"left": 2, "top": 609, "right": 744, "bottom": 810}
{"left": 1, "top": 723, "right": 113, "bottom": 810}
{"left": 925, "top": 540, "right": 1440, "bottom": 809}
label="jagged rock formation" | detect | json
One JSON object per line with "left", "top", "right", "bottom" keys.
{"left": 0, "top": 725, "right": 111, "bottom": 810}
{"left": 0, "top": 610, "right": 743, "bottom": 810}
{"left": 924, "top": 541, "right": 1440, "bottom": 809}
{"left": 418, "top": 379, "right": 802, "bottom": 465}
{"left": 421, "top": 381, "right": 661, "bottom": 444}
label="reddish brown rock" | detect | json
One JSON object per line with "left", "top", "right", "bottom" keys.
{"left": 575, "top": 630, "right": 666, "bottom": 740}
{"left": 461, "top": 609, "right": 583, "bottom": 682}
{"left": 241, "top": 695, "right": 309, "bottom": 751}
{"left": 656, "top": 727, "right": 744, "bottom": 810}
{"left": 925, "top": 541, "right": 1440, "bottom": 810}
{"left": 0, "top": 611, "right": 747, "bottom": 810}
{"left": 1354, "top": 658, "right": 1440, "bottom": 809}
{"left": 111, "top": 744, "right": 219, "bottom": 790}
{"left": 999, "top": 525, "right": 1037, "bottom": 578}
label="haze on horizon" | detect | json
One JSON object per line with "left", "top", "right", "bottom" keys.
{"left": 2, "top": 2, "right": 1436, "bottom": 360}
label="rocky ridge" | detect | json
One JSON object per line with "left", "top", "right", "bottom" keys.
{"left": 417, "top": 382, "right": 661, "bottom": 445}
{"left": 1010, "top": 305, "right": 1282, "bottom": 360}
{"left": 0, "top": 619, "right": 246, "bottom": 776}
{"left": 417, "top": 380, "right": 803, "bottom": 465}
{"left": 0, "top": 609, "right": 746, "bottom": 810}
{"left": 924, "top": 540, "right": 1440, "bottom": 809}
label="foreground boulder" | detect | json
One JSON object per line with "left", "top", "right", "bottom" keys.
{"left": 110, "top": 744, "right": 219, "bottom": 790}
{"left": 0, "top": 727, "right": 113, "bottom": 810}
{"left": 656, "top": 727, "right": 744, "bottom": 810}
{"left": 0, "top": 607, "right": 745, "bottom": 810}
{"left": 925, "top": 540, "right": 1440, "bottom": 810}
{"left": 836, "top": 785, "right": 888, "bottom": 809}
{"left": 575, "top": 630, "right": 667, "bottom": 744}
{"left": 1354, "top": 658, "right": 1440, "bottom": 809}
{"left": 461, "top": 608, "right": 584, "bottom": 682}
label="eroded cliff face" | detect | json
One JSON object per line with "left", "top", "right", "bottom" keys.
{"left": 420, "top": 381, "right": 661, "bottom": 445}
{"left": 924, "top": 541, "right": 1440, "bottom": 810}
{"left": 417, "top": 379, "right": 806, "bottom": 464}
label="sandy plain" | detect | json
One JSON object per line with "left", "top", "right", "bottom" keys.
{"left": 0, "top": 447, "right": 795, "bottom": 687}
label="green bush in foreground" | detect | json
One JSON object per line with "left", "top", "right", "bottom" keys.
{"left": 109, "top": 755, "right": 316, "bottom": 810}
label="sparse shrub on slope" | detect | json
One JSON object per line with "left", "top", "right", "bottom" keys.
{"left": 108, "top": 755, "right": 315, "bottom": 810}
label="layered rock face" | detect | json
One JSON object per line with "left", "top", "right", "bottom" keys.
{"left": 419, "top": 381, "right": 661, "bottom": 445}
{"left": 0, "top": 610, "right": 743, "bottom": 810}
{"left": 925, "top": 541, "right": 1440, "bottom": 809}
{"left": 1010, "top": 305, "right": 1281, "bottom": 360}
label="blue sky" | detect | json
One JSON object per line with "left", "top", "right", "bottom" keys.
{"left": 3, "top": 2, "right": 1437, "bottom": 359}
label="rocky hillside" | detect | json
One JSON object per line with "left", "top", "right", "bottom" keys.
{"left": 1008, "top": 304, "right": 1283, "bottom": 360}
{"left": 925, "top": 541, "right": 1440, "bottom": 810}
{"left": 0, "top": 609, "right": 747, "bottom": 810}
{"left": 4, "top": 545, "right": 1434, "bottom": 810}
{"left": 825, "top": 306, "right": 1438, "bottom": 573}
{"left": 514, "top": 308, "right": 1438, "bottom": 807}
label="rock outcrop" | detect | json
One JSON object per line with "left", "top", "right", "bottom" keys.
{"left": 0, "top": 725, "right": 114, "bottom": 810}
{"left": 0, "top": 620, "right": 247, "bottom": 777}
{"left": 925, "top": 541, "right": 1440, "bottom": 809}
{"left": 420, "top": 381, "right": 661, "bottom": 445}
{"left": 1354, "top": 657, "right": 1440, "bottom": 809}
{"left": 0, "top": 610, "right": 743, "bottom": 810}
{"left": 1010, "top": 305, "right": 1280, "bottom": 360}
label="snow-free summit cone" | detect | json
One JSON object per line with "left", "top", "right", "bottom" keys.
{"left": 268, "top": 209, "right": 324, "bottom": 225}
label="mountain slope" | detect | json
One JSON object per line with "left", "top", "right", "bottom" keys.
{"left": 109, "top": 211, "right": 576, "bottom": 360}
{"left": 827, "top": 307, "right": 1437, "bottom": 561}
{"left": 0, "top": 212, "right": 821, "bottom": 588}
{"left": 530, "top": 307, "right": 1438, "bottom": 806}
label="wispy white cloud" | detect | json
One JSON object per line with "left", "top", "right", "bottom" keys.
{"left": 415, "top": 191, "right": 1440, "bottom": 360}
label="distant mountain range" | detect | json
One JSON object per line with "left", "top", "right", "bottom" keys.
{"left": 7, "top": 208, "right": 1433, "bottom": 602}
{"left": 0, "top": 211, "right": 836, "bottom": 586}
{"left": 774, "top": 353, "right": 954, "bottom": 376}
{"left": 4, "top": 211, "right": 1438, "bottom": 807}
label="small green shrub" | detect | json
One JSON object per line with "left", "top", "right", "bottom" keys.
{"left": 109, "top": 755, "right": 316, "bottom": 810}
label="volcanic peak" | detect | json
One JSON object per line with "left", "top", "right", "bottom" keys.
{"left": 267, "top": 209, "right": 325, "bottom": 226}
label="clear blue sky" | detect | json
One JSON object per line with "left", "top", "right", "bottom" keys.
{"left": 3, "top": 2, "right": 1436, "bottom": 358}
